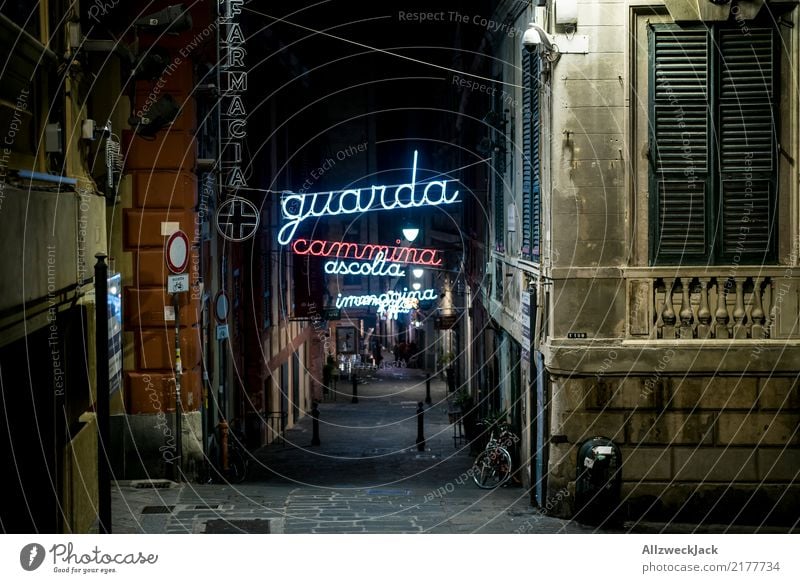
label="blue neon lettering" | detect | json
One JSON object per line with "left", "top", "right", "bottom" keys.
{"left": 278, "top": 151, "right": 460, "bottom": 245}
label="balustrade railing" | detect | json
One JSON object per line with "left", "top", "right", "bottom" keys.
{"left": 625, "top": 270, "right": 798, "bottom": 340}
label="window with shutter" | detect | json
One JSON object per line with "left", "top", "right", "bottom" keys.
{"left": 493, "top": 77, "right": 506, "bottom": 253}
{"left": 648, "top": 23, "right": 777, "bottom": 265}
{"left": 521, "top": 49, "right": 542, "bottom": 261}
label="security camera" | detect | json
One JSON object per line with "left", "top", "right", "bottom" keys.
{"left": 522, "top": 22, "right": 555, "bottom": 52}
{"left": 135, "top": 4, "right": 193, "bottom": 34}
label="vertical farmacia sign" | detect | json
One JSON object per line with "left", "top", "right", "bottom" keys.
{"left": 216, "top": 0, "right": 259, "bottom": 241}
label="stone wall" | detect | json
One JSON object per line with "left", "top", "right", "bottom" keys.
{"left": 547, "top": 374, "right": 800, "bottom": 523}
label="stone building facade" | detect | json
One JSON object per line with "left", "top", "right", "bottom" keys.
{"left": 479, "top": 0, "right": 799, "bottom": 524}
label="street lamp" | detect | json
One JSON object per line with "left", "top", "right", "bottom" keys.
{"left": 402, "top": 227, "right": 419, "bottom": 242}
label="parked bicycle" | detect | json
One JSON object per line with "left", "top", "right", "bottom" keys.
{"left": 198, "top": 422, "right": 249, "bottom": 484}
{"left": 472, "top": 422, "right": 518, "bottom": 489}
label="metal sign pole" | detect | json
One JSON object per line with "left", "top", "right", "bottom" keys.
{"left": 173, "top": 291, "right": 183, "bottom": 482}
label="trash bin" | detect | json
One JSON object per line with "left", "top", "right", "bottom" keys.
{"left": 574, "top": 436, "right": 622, "bottom": 525}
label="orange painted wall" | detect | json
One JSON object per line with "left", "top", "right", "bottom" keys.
{"left": 122, "top": 49, "right": 201, "bottom": 415}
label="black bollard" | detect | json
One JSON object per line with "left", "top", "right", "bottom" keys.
{"left": 311, "top": 401, "right": 321, "bottom": 446}
{"left": 351, "top": 374, "right": 359, "bottom": 404}
{"left": 416, "top": 402, "right": 425, "bottom": 451}
{"left": 425, "top": 375, "right": 432, "bottom": 405}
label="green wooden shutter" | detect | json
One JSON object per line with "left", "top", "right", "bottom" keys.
{"left": 493, "top": 78, "right": 506, "bottom": 253}
{"left": 521, "top": 49, "right": 532, "bottom": 259}
{"left": 521, "top": 50, "right": 541, "bottom": 261}
{"left": 718, "top": 27, "right": 777, "bottom": 262}
{"left": 649, "top": 26, "right": 711, "bottom": 264}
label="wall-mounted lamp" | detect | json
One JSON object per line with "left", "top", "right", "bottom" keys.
{"left": 412, "top": 282, "right": 422, "bottom": 291}
{"left": 412, "top": 268, "right": 424, "bottom": 279}
{"left": 523, "top": 22, "right": 561, "bottom": 62}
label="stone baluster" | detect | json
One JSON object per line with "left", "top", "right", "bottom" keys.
{"left": 714, "top": 278, "right": 731, "bottom": 339}
{"left": 679, "top": 277, "right": 695, "bottom": 339}
{"left": 750, "top": 277, "right": 766, "bottom": 339}
{"left": 764, "top": 278, "right": 774, "bottom": 338}
{"left": 732, "top": 277, "right": 747, "bottom": 339}
{"left": 661, "top": 278, "right": 677, "bottom": 339}
{"left": 697, "top": 278, "right": 712, "bottom": 339}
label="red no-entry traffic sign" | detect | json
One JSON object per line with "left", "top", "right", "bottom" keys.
{"left": 165, "top": 230, "right": 190, "bottom": 274}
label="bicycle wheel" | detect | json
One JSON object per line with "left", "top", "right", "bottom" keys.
{"left": 227, "top": 448, "right": 248, "bottom": 484}
{"left": 472, "top": 447, "right": 512, "bottom": 489}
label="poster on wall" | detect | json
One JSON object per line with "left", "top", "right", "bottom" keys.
{"left": 107, "top": 273, "right": 122, "bottom": 394}
{"left": 335, "top": 326, "right": 358, "bottom": 354}
{"left": 293, "top": 255, "right": 325, "bottom": 318}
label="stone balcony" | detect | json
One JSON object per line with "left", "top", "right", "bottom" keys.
{"left": 626, "top": 267, "right": 800, "bottom": 341}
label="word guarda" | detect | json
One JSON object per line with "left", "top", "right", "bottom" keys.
{"left": 278, "top": 150, "right": 460, "bottom": 245}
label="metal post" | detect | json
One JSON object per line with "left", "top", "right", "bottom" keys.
{"left": 351, "top": 374, "right": 358, "bottom": 404}
{"left": 173, "top": 293, "right": 183, "bottom": 482}
{"left": 94, "top": 254, "right": 111, "bottom": 533}
{"left": 416, "top": 402, "right": 425, "bottom": 451}
{"left": 311, "top": 401, "right": 321, "bottom": 446}
{"left": 425, "top": 375, "right": 432, "bottom": 405}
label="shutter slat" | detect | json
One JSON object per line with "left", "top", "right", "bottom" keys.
{"left": 657, "top": 180, "right": 707, "bottom": 255}
{"left": 719, "top": 27, "right": 774, "bottom": 172}
{"left": 721, "top": 179, "right": 773, "bottom": 256}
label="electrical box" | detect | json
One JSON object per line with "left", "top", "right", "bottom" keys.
{"left": 82, "top": 119, "right": 96, "bottom": 140}
{"left": 45, "top": 123, "right": 62, "bottom": 153}
{"left": 555, "top": 0, "right": 578, "bottom": 25}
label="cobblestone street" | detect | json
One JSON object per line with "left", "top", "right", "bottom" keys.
{"left": 113, "top": 366, "right": 595, "bottom": 534}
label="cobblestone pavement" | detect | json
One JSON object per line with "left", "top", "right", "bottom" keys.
{"left": 113, "top": 366, "right": 598, "bottom": 534}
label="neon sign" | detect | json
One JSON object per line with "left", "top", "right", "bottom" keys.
{"left": 335, "top": 288, "right": 438, "bottom": 319}
{"left": 278, "top": 151, "right": 460, "bottom": 245}
{"left": 324, "top": 252, "right": 406, "bottom": 277}
{"left": 292, "top": 239, "right": 444, "bottom": 266}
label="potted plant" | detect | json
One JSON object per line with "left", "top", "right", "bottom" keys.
{"left": 448, "top": 388, "right": 471, "bottom": 423}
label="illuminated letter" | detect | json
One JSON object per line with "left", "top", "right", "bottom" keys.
{"left": 278, "top": 193, "right": 307, "bottom": 245}
{"left": 394, "top": 150, "right": 418, "bottom": 208}
{"left": 339, "top": 189, "right": 361, "bottom": 214}
{"left": 310, "top": 192, "right": 333, "bottom": 216}
{"left": 226, "top": 95, "right": 246, "bottom": 117}
{"left": 292, "top": 239, "right": 310, "bottom": 255}
{"left": 309, "top": 240, "right": 326, "bottom": 255}
{"left": 226, "top": 23, "right": 245, "bottom": 44}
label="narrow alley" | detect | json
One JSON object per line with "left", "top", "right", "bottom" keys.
{"left": 113, "top": 366, "right": 593, "bottom": 534}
